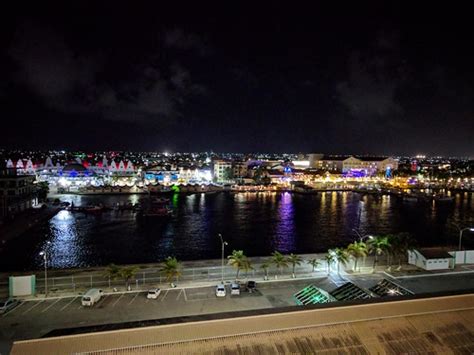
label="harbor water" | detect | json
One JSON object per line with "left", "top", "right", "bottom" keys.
{"left": 0, "top": 191, "right": 473, "bottom": 271}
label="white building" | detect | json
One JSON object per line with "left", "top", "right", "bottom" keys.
{"left": 408, "top": 248, "right": 454, "bottom": 270}
{"left": 309, "top": 154, "right": 398, "bottom": 175}
{"left": 213, "top": 160, "right": 233, "bottom": 182}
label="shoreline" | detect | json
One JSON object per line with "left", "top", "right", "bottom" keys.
{"left": 0, "top": 206, "right": 60, "bottom": 245}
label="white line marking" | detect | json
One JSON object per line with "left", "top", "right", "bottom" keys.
{"left": 128, "top": 293, "right": 139, "bottom": 305}
{"left": 2, "top": 302, "right": 26, "bottom": 317}
{"left": 22, "top": 301, "right": 44, "bottom": 315}
{"left": 161, "top": 289, "right": 170, "bottom": 302}
{"left": 95, "top": 295, "right": 108, "bottom": 307}
{"left": 112, "top": 294, "right": 124, "bottom": 307}
{"left": 183, "top": 289, "right": 188, "bottom": 302}
{"left": 60, "top": 297, "right": 78, "bottom": 311}
{"left": 41, "top": 298, "right": 62, "bottom": 313}
{"left": 176, "top": 289, "right": 183, "bottom": 301}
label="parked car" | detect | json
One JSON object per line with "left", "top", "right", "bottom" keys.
{"left": 81, "top": 289, "right": 104, "bottom": 307}
{"left": 215, "top": 284, "right": 226, "bottom": 297}
{"left": 230, "top": 283, "right": 241, "bottom": 295}
{"left": 246, "top": 280, "right": 257, "bottom": 293}
{"left": 0, "top": 299, "right": 20, "bottom": 314}
{"left": 147, "top": 288, "right": 161, "bottom": 299}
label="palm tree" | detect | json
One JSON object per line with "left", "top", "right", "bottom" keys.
{"left": 160, "top": 257, "right": 182, "bottom": 285}
{"left": 227, "top": 250, "right": 251, "bottom": 280}
{"left": 287, "top": 253, "right": 303, "bottom": 278}
{"left": 368, "top": 236, "right": 390, "bottom": 271}
{"left": 393, "top": 232, "right": 416, "bottom": 270}
{"left": 103, "top": 263, "right": 122, "bottom": 288}
{"left": 346, "top": 241, "right": 368, "bottom": 272}
{"left": 333, "top": 248, "right": 349, "bottom": 274}
{"left": 104, "top": 263, "right": 121, "bottom": 279}
{"left": 324, "top": 253, "right": 334, "bottom": 275}
{"left": 260, "top": 261, "right": 271, "bottom": 280}
{"left": 307, "top": 258, "right": 320, "bottom": 272}
{"left": 271, "top": 251, "right": 288, "bottom": 279}
{"left": 120, "top": 266, "right": 139, "bottom": 290}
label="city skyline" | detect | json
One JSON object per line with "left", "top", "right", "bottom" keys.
{"left": 1, "top": 3, "right": 473, "bottom": 155}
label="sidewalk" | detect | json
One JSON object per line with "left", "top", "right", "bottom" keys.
{"left": 4, "top": 251, "right": 474, "bottom": 300}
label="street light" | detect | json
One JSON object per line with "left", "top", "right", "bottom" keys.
{"left": 218, "top": 233, "right": 228, "bottom": 283}
{"left": 39, "top": 247, "right": 49, "bottom": 297}
{"left": 458, "top": 227, "right": 474, "bottom": 251}
{"left": 352, "top": 228, "right": 373, "bottom": 243}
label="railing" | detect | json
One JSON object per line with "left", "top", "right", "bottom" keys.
{"left": 0, "top": 264, "right": 318, "bottom": 296}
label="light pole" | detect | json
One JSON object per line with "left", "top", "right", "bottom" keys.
{"left": 352, "top": 228, "right": 373, "bottom": 243}
{"left": 458, "top": 227, "right": 474, "bottom": 251}
{"left": 39, "top": 249, "right": 48, "bottom": 297}
{"left": 218, "top": 233, "right": 228, "bottom": 283}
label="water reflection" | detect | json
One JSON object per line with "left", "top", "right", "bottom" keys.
{"left": 0, "top": 191, "right": 473, "bottom": 271}
{"left": 273, "top": 192, "right": 295, "bottom": 252}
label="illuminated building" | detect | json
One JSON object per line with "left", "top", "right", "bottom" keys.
{"left": 0, "top": 168, "right": 37, "bottom": 221}
{"left": 309, "top": 154, "right": 398, "bottom": 175}
{"left": 213, "top": 160, "right": 233, "bottom": 182}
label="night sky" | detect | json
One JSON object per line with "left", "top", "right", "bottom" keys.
{"left": 1, "top": 2, "right": 473, "bottom": 156}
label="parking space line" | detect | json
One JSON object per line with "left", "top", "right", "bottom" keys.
{"left": 112, "top": 293, "right": 124, "bottom": 307}
{"left": 60, "top": 297, "right": 78, "bottom": 311}
{"left": 160, "top": 289, "right": 169, "bottom": 302}
{"left": 41, "top": 298, "right": 62, "bottom": 313}
{"left": 183, "top": 289, "right": 188, "bottom": 302}
{"left": 2, "top": 301, "right": 26, "bottom": 317}
{"left": 176, "top": 289, "right": 183, "bottom": 301}
{"left": 95, "top": 295, "right": 109, "bottom": 307}
{"left": 128, "top": 292, "right": 139, "bottom": 305}
{"left": 22, "top": 301, "right": 44, "bottom": 315}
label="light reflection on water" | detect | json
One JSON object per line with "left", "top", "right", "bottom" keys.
{"left": 0, "top": 191, "right": 473, "bottom": 271}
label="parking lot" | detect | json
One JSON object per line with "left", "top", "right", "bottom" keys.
{"left": 0, "top": 278, "right": 340, "bottom": 349}
{"left": 4, "top": 272, "right": 472, "bottom": 353}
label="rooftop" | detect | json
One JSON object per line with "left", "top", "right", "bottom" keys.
{"left": 11, "top": 293, "right": 474, "bottom": 354}
{"left": 416, "top": 248, "right": 454, "bottom": 259}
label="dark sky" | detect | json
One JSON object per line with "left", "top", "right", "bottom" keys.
{"left": 1, "top": 2, "right": 473, "bottom": 156}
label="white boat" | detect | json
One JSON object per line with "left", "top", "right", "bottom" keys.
{"left": 403, "top": 196, "right": 418, "bottom": 203}
{"left": 434, "top": 195, "right": 454, "bottom": 202}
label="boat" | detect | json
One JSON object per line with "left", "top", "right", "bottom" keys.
{"left": 138, "top": 198, "right": 172, "bottom": 218}
{"left": 84, "top": 205, "right": 105, "bottom": 214}
{"left": 434, "top": 195, "right": 455, "bottom": 202}
{"left": 293, "top": 186, "right": 318, "bottom": 195}
{"left": 403, "top": 196, "right": 418, "bottom": 203}
{"left": 141, "top": 206, "right": 172, "bottom": 218}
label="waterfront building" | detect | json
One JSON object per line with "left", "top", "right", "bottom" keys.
{"left": 0, "top": 168, "right": 37, "bottom": 222}
{"left": 309, "top": 154, "right": 398, "bottom": 176}
{"left": 232, "top": 160, "right": 249, "bottom": 179}
{"left": 408, "top": 248, "right": 454, "bottom": 270}
{"left": 213, "top": 160, "right": 233, "bottom": 182}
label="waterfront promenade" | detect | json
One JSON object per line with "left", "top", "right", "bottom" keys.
{"left": 1, "top": 252, "right": 472, "bottom": 300}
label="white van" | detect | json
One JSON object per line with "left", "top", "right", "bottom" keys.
{"left": 82, "top": 289, "right": 104, "bottom": 307}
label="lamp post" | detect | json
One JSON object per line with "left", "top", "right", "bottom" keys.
{"left": 39, "top": 250, "right": 48, "bottom": 297}
{"left": 458, "top": 227, "right": 474, "bottom": 251}
{"left": 218, "top": 233, "right": 228, "bottom": 283}
{"left": 352, "top": 228, "right": 373, "bottom": 243}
